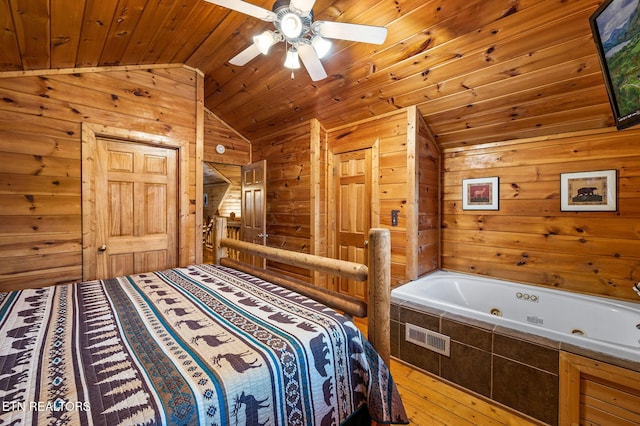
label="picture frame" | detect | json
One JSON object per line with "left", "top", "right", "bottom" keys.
{"left": 462, "top": 177, "right": 499, "bottom": 210}
{"left": 560, "top": 169, "right": 617, "bottom": 212}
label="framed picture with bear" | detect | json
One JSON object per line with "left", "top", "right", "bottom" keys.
{"left": 560, "top": 170, "right": 617, "bottom": 212}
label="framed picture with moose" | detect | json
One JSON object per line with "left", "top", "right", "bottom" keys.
{"left": 560, "top": 169, "right": 617, "bottom": 211}
{"left": 462, "top": 176, "right": 499, "bottom": 210}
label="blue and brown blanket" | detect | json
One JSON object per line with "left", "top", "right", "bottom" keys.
{"left": 0, "top": 264, "right": 407, "bottom": 425}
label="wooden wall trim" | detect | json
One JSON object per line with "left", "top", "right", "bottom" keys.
{"left": 0, "top": 63, "right": 188, "bottom": 79}
{"left": 310, "top": 119, "right": 323, "bottom": 254}
{"left": 327, "top": 148, "right": 336, "bottom": 262}
{"left": 81, "top": 125, "right": 97, "bottom": 282}
{"left": 195, "top": 72, "right": 204, "bottom": 264}
{"left": 371, "top": 138, "right": 381, "bottom": 229}
{"left": 406, "top": 106, "right": 418, "bottom": 280}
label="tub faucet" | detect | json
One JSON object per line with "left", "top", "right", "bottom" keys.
{"left": 634, "top": 282, "right": 640, "bottom": 297}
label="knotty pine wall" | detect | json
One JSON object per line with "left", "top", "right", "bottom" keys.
{"left": 250, "top": 108, "right": 441, "bottom": 289}
{"left": 415, "top": 110, "right": 441, "bottom": 278}
{"left": 327, "top": 107, "right": 440, "bottom": 287}
{"left": 204, "top": 182, "right": 241, "bottom": 220}
{"left": 202, "top": 109, "right": 249, "bottom": 226}
{"left": 0, "top": 65, "right": 203, "bottom": 289}
{"left": 203, "top": 108, "right": 251, "bottom": 166}
{"left": 251, "top": 119, "right": 327, "bottom": 282}
{"left": 442, "top": 127, "right": 640, "bottom": 302}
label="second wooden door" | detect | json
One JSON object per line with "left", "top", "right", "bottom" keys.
{"left": 334, "top": 149, "right": 372, "bottom": 300}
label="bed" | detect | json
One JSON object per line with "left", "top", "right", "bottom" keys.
{"left": 0, "top": 226, "right": 408, "bottom": 425}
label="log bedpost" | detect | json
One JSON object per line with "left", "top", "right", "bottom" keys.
{"left": 213, "top": 216, "right": 227, "bottom": 264}
{"left": 368, "top": 228, "right": 391, "bottom": 365}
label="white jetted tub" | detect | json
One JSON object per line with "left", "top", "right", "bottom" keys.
{"left": 391, "top": 270, "right": 640, "bottom": 362}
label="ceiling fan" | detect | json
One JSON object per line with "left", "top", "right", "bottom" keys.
{"left": 204, "top": 0, "right": 388, "bottom": 81}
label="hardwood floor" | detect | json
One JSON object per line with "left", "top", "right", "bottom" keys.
{"left": 354, "top": 318, "right": 546, "bottom": 426}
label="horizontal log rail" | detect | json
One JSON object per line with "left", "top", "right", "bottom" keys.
{"left": 212, "top": 216, "right": 391, "bottom": 363}
{"left": 218, "top": 238, "right": 369, "bottom": 282}
{"left": 219, "top": 257, "right": 368, "bottom": 318}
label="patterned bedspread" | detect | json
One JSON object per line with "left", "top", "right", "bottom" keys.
{"left": 0, "top": 264, "right": 407, "bottom": 425}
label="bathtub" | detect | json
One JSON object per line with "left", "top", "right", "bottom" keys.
{"left": 391, "top": 270, "right": 640, "bottom": 362}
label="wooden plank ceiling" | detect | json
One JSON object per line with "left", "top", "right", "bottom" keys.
{"left": 0, "top": 0, "right": 614, "bottom": 148}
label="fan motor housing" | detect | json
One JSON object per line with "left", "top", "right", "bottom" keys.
{"left": 272, "top": 0, "right": 313, "bottom": 42}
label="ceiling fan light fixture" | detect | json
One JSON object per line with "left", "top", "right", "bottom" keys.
{"left": 280, "top": 12, "right": 303, "bottom": 38}
{"left": 284, "top": 48, "right": 300, "bottom": 69}
{"left": 311, "top": 35, "right": 331, "bottom": 58}
{"left": 254, "top": 31, "right": 276, "bottom": 55}
{"left": 218, "top": 0, "right": 385, "bottom": 80}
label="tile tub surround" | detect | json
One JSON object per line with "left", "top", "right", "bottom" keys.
{"left": 391, "top": 302, "right": 640, "bottom": 425}
{"left": 392, "top": 303, "right": 560, "bottom": 425}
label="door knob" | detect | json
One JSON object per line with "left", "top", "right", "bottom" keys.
{"left": 364, "top": 240, "right": 369, "bottom": 247}
{"left": 98, "top": 244, "right": 107, "bottom": 252}
{"left": 258, "top": 233, "right": 269, "bottom": 238}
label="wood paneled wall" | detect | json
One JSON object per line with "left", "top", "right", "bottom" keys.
{"left": 442, "top": 127, "right": 640, "bottom": 302}
{"left": 251, "top": 120, "right": 325, "bottom": 282}
{"left": 0, "top": 65, "right": 202, "bottom": 289}
{"left": 204, "top": 182, "right": 241, "bottom": 220}
{"left": 327, "top": 107, "right": 440, "bottom": 286}
{"left": 414, "top": 110, "right": 441, "bottom": 278}
{"left": 203, "top": 108, "right": 250, "bottom": 165}
{"left": 328, "top": 110, "right": 406, "bottom": 284}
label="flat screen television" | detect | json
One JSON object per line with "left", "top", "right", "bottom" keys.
{"left": 589, "top": 0, "right": 640, "bottom": 130}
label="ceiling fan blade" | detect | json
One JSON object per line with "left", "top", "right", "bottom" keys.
{"left": 298, "top": 43, "right": 327, "bottom": 81}
{"left": 313, "top": 21, "right": 388, "bottom": 44}
{"left": 289, "top": 0, "right": 316, "bottom": 16}
{"left": 229, "top": 43, "right": 261, "bottom": 66}
{"left": 203, "top": 0, "right": 277, "bottom": 22}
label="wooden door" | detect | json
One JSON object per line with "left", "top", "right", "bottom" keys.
{"left": 334, "top": 149, "right": 371, "bottom": 300}
{"left": 241, "top": 160, "right": 267, "bottom": 268}
{"left": 90, "top": 138, "right": 178, "bottom": 279}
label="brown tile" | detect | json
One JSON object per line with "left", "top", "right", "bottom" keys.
{"left": 494, "top": 333, "right": 559, "bottom": 374}
{"left": 441, "top": 342, "right": 491, "bottom": 397}
{"left": 442, "top": 312, "right": 496, "bottom": 332}
{"left": 442, "top": 318, "right": 492, "bottom": 352}
{"left": 398, "top": 323, "right": 440, "bottom": 375}
{"left": 390, "top": 302, "right": 400, "bottom": 322}
{"left": 390, "top": 320, "right": 400, "bottom": 357}
{"left": 399, "top": 307, "right": 441, "bottom": 332}
{"left": 492, "top": 356, "right": 558, "bottom": 425}
{"left": 494, "top": 325, "right": 559, "bottom": 350}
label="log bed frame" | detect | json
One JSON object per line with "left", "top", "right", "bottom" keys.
{"left": 211, "top": 217, "right": 392, "bottom": 364}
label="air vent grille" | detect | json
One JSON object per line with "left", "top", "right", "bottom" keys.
{"left": 405, "top": 323, "right": 450, "bottom": 357}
